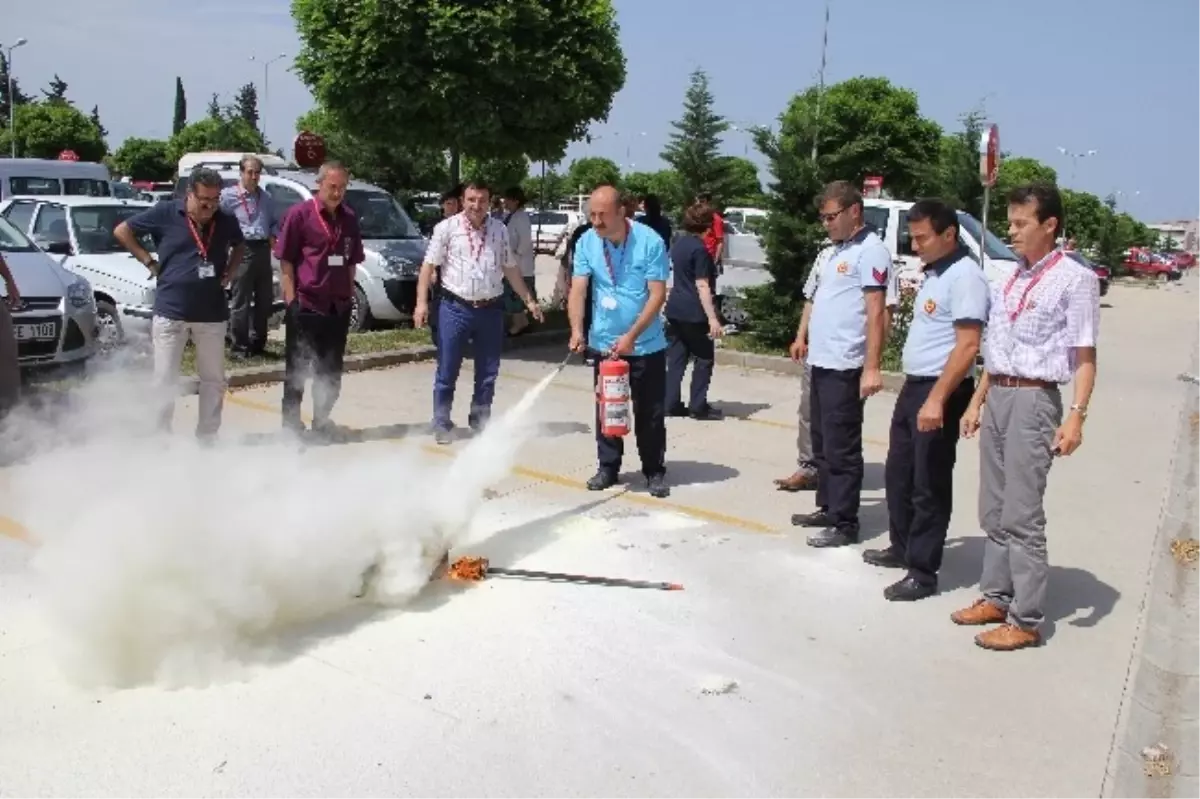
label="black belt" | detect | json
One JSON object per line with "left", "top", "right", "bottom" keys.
{"left": 439, "top": 287, "right": 502, "bottom": 309}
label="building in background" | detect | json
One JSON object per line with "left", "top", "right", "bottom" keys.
{"left": 1148, "top": 219, "right": 1198, "bottom": 253}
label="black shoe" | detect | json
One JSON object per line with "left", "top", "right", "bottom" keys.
{"left": 433, "top": 428, "right": 453, "bottom": 445}
{"left": 646, "top": 473, "right": 669, "bottom": 498}
{"left": 282, "top": 417, "right": 306, "bottom": 435}
{"left": 468, "top": 409, "right": 490, "bottom": 433}
{"left": 689, "top": 404, "right": 724, "bottom": 421}
{"left": 667, "top": 404, "right": 689, "bottom": 418}
{"left": 862, "top": 548, "right": 906, "bottom": 569}
{"left": 791, "top": 510, "right": 833, "bottom": 528}
{"left": 883, "top": 576, "right": 938, "bottom": 602}
{"left": 806, "top": 526, "right": 858, "bottom": 548}
{"left": 586, "top": 470, "right": 619, "bottom": 491}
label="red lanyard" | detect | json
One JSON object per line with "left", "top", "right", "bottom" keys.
{"left": 602, "top": 222, "right": 632, "bottom": 283}
{"left": 238, "top": 187, "right": 257, "bottom": 220}
{"left": 186, "top": 215, "right": 216, "bottom": 261}
{"left": 461, "top": 215, "right": 488, "bottom": 265}
{"left": 311, "top": 199, "right": 341, "bottom": 252}
{"left": 1003, "top": 250, "right": 1064, "bottom": 322}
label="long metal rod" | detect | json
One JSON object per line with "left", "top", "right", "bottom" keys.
{"left": 810, "top": 0, "right": 830, "bottom": 162}
{"left": 487, "top": 567, "right": 683, "bottom": 591}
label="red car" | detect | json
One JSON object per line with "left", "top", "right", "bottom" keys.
{"left": 1124, "top": 248, "right": 1181, "bottom": 281}
{"left": 1064, "top": 251, "right": 1110, "bottom": 296}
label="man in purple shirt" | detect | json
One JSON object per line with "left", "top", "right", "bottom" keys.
{"left": 273, "top": 161, "right": 365, "bottom": 437}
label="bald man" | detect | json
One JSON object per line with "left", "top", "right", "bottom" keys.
{"left": 568, "top": 185, "right": 671, "bottom": 499}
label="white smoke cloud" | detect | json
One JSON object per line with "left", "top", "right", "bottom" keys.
{"left": 2, "top": 354, "right": 559, "bottom": 690}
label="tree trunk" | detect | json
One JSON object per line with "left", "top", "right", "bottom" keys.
{"left": 449, "top": 147, "right": 461, "bottom": 186}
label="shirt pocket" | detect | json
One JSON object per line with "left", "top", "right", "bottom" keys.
{"left": 1011, "top": 281, "right": 1069, "bottom": 345}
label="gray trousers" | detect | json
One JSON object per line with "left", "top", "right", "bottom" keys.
{"left": 0, "top": 302, "right": 20, "bottom": 422}
{"left": 230, "top": 241, "right": 274, "bottom": 351}
{"left": 978, "top": 384, "right": 1063, "bottom": 629}
{"left": 796, "top": 360, "right": 816, "bottom": 473}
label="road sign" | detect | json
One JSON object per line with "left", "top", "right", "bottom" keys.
{"left": 293, "top": 132, "right": 326, "bottom": 169}
{"left": 57, "top": 150, "right": 79, "bottom": 162}
{"left": 863, "top": 175, "right": 883, "bottom": 199}
{"left": 980, "top": 124, "right": 1000, "bottom": 187}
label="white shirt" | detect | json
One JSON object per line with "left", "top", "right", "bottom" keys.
{"left": 424, "top": 213, "right": 515, "bottom": 301}
{"left": 505, "top": 207, "right": 536, "bottom": 278}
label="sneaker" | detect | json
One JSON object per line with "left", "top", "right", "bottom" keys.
{"left": 586, "top": 470, "right": 618, "bottom": 491}
{"left": 646, "top": 473, "right": 670, "bottom": 498}
{"left": 433, "top": 428, "right": 453, "bottom": 446}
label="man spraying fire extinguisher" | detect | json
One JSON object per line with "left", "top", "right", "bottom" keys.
{"left": 568, "top": 185, "right": 671, "bottom": 499}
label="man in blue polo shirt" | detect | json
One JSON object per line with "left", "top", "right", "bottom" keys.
{"left": 115, "top": 168, "right": 244, "bottom": 439}
{"left": 791, "top": 180, "right": 889, "bottom": 547}
{"left": 568, "top": 184, "right": 670, "bottom": 499}
{"left": 864, "top": 198, "right": 990, "bottom": 601}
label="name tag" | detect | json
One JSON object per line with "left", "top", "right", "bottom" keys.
{"left": 328, "top": 255, "right": 345, "bottom": 267}
{"left": 198, "top": 262, "right": 216, "bottom": 279}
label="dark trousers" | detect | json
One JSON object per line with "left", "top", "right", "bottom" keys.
{"left": 592, "top": 348, "right": 667, "bottom": 479}
{"left": 433, "top": 296, "right": 504, "bottom": 430}
{"left": 885, "top": 376, "right": 974, "bottom": 585}
{"left": 282, "top": 303, "right": 351, "bottom": 427}
{"left": 664, "top": 318, "right": 714, "bottom": 411}
{"left": 811, "top": 366, "right": 865, "bottom": 530}
{"left": 230, "top": 241, "right": 274, "bottom": 352}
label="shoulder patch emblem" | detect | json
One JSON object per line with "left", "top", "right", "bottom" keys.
{"left": 872, "top": 267, "right": 888, "bottom": 284}
{"left": 836, "top": 261, "right": 850, "bottom": 274}
{"left": 924, "top": 298, "right": 937, "bottom": 315}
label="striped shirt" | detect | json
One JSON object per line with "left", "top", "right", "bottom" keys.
{"left": 982, "top": 249, "right": 1100, "bottom": 384}
{"left": 424, "top": 213, "right": 515, "bottom": 301}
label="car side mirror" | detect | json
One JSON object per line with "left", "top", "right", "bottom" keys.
{"left": 34, "top": 236, "right": 72, "bottom": 256}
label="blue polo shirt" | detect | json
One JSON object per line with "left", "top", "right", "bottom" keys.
{"left": 806, "top": 228, "right": 891, "bottom": 370}
{"left": 125, "top": 199, "right": 244, "bottom": 323}
{"left": 573, "top": 220, "right": 669, "bottom": 356}
{"left": 902, "top": 246, "right": 991, "bottom": 377}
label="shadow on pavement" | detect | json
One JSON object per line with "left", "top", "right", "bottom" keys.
{"left": 612, "top": 459, "right": 739, "bottom": 489}
{"left": 713, "top": 400, "right": 773, "bottom": 419}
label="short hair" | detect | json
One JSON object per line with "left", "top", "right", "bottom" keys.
{"left": 188, "top": 167, "right": 222, "bottom": 192}
{"left": 906, "top": 198, "right": 960, "bottom": 236}
{"left": 439, "top": 186, "right": 461, "bottom": 204}
{"left": 696, "top": 191, "right": 713, "bottom": 204}
{"left": 463, "top": 180, "right": 490, "bottom": 196}
{"left": 316, "top": 160, "right": 349, "bottom": 183}
{"left": 1008, "top": 183, "right": 1064, "bottom": 236}
{"left": 643, "top": 193, "right": 663, "bottom": 217}
{"left": 239, "top": 154, "right": 264, "bottom": 173}
{"left": 503, "top": 185, "right": 526, "bottom": 205}
{"left": 682, "top": 202, "right": 715, "bottom": 234}
{"left": 816, "top": 180, "right": 863, "bottom": 211}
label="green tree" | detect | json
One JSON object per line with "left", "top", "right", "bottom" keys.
{"left": 172, "top": 76, "right": 187, "bottom": 135}
{"left": 291, "top": 0, "right": 626, "bottom": 182}
{"left": 717, "top": 156, "right": 765, "bottom": 207}
{"left": 462, "top": 155, "right": 529, "bottom": 193}
{"left": 931, "top": 108, "right": 986, "bottom": 217}
{"left": 167, "top": 117, "right": 265, "bottom": 166}
{"left": 0, "top": 102, "right": 107, "bottom": 160}
{"left": 295, "top": 106, "right": 448, "bottom": 193}
{"left": 623, "top": 169, "right": 684, "bottom": 212}
{"left": 661, "top": 68, "right": 730, "bottom": 201}
{"left": 234, "top": 83, "right": 259, "bottom": 131}
{"left": 523, "top": 167, "right": 569, "bottom": 208}
{"left": 206, "top": 93, "right": 221, "bottom": 121}
{"left": 1061, "top": 189, "right": 1109, "bottom": 251}
{"left": 987, "top": 156, "right": 1057, "bottom": 236}
{"left": 89, "top": 105, "right": 107, "bottom": 139}
{"left": 41, "top": 74, "right": 70, "bottom": 105}
{"left": 564, "top": 156, "right": 621, "bottom": 194}
{"left": 111, "top": 137, "right": 174, "bottom": 182}
{"left": 0, "top": 52, "right": 32, "bottom": 126}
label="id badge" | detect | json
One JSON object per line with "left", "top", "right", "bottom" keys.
{"left": 328, "top": 255, "right": 345, "bottom": 267}
{"left": 600, "top": 294, "right": 618, "bottom": 312}
{"left": 198, "top": 261, "right": 216, "bottom": 279}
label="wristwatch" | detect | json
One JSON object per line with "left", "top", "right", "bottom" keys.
{"left": 1069, "top": 404, "right": 1088, "bottom": 420}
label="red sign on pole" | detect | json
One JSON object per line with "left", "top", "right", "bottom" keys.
{"left": 980, "top": 124, "right": 1000, "bottom": 187}
{"left": 863, "top": 175, "right": 883, "bottom": 199}
{"left": 293, "top": 132, "right": 327, "bottom": 170}
{"left": 57, "top": 150, "right": 79, "bottom": 162}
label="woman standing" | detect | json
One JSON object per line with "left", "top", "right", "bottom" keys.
{"left": 664, "top": 203, "right": 724, "bottom": 420}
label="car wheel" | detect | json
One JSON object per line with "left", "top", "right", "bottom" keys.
{"left": 718, "top": 294, "right": 748, "bottom": 327}
{"left": 349, "top": 285, "right": 373, "bottom": 333}
{"left": 94, "top": 300, "right": 124, "bottom": 352}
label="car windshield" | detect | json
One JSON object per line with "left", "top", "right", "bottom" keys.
{"left": 342, "top": 190, "right": 422, "bottom": 239}
{"left": 530, "top": 211, "right": 570, "bottom": 226}
{"left": 957, "top": 211, "right": 1019, "bottom": 262}
{"left": 0, "top": 215, "right": 36, "bottom": 253}
{"left": 70, "top": 205, "right": 149, "bottom": 254}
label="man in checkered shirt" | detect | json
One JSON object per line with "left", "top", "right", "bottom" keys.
{"left": 951, "top": 183, "right": 1100, "bottom": 651}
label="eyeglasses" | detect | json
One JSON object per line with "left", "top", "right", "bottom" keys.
{"left": 819, "top": 207, "right": 849, "bottom": 223}
{"left": 191, "top": 192, "right": 220, "bottom": 207}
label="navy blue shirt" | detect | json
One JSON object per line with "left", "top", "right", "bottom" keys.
{"left": 665, "top": 233, "right": 716, "bottom": 323}
{"left": 126, "top": 200, "right": 244, "bottom": 323}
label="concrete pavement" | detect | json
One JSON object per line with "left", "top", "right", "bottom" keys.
{"left": 0, "top": 276, "right": 1195, "bottom": 796}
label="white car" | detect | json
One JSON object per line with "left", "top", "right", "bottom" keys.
{"left": 0, "top": 196, "right": 157, "bottom": 348}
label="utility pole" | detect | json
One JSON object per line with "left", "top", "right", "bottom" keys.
{"left": 1056, "top": 146, "right": 1098, "bottom": 243}
{"left": 810, "top": 0, "right": 830, "bottom": 162}
{"left": 249, "top": 52, "right": 287, "bottom": 148}
{"left": 4, "top": 37, "right": 29, "bottom": 158}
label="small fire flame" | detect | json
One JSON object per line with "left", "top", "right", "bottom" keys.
{"left": 447, "top": 556, "right": 489, "bottom": 582}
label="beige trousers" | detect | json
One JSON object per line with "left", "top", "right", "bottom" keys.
{"left": 152, "top": 316, "right": 227, "bottom": 436}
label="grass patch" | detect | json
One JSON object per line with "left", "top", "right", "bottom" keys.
{"left": 720, "top": 330, "right": 903, "bottom": 372}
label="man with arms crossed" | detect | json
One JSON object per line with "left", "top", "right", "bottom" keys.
{"left": 863, "top": 199, "right": 990, "bottom": 601}
{"left": 790, "top": 181, "right": 888, "bottom": 547}
{"left": 953, "top": 183, "right": 1099, "bottom": 651}
{"left": 568, "top": 185, "right": 671, "bottom": 499}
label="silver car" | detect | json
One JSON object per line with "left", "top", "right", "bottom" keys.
{"left": 0, "top": 215, "right": 98, "bottom": 374}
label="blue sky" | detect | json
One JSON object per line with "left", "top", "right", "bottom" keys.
{"left": 3, "top": 0, "right": 1197, "bottom": 221}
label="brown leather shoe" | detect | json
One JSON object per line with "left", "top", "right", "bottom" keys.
{"left": 975, "top": 623, "right": 1041, "bottom": 651}
{"left": 774, "top": 471, "right": 818, "bottom": 491}
{"left": 950, "top": 598, "right": 1006, "bottom": 626}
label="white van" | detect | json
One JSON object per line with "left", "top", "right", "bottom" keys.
{"left": 177, "top": 151, "right": 294, "bottom": 176}
{"left": 0, "top": 158, "right": 112, "bottom": 202}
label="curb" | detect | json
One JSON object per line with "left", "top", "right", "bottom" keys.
{"left": 177, "top": 328, "right": 571, "bottom": 395}
{"left": 713, "top": 348, "right": 907, "bottom": 393}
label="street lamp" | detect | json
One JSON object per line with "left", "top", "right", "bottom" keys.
{"left": 4, "top": 37, "right": 28, "bottom": 158}
{"left": 1056, "top": 146, "right": 1097, "bottom": 243}
{"left": 249, "top": 52, "right": 287, "bottom": 147}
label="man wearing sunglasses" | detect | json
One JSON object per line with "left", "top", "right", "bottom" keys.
{"left": 790, "top": 180, "right": 889, "bottom": 547}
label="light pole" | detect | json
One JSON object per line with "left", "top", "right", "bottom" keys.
{"left": 4, "top": 37, "right": 28, "bottom": 158}
{"left": 811, "top": 0, "right": 831, "bottom": 162}
{"left": 249, "top": 52, "right": 287, "bottom": 147}
{"left": 1056, "top": 146, "right": 1097, "bottom": 243}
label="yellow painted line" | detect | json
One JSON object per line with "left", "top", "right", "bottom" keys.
{"left": 224, "top": 391, "right": 779, "bottom": 535}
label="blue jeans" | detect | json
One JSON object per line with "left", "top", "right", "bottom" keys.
{"left": 433, "top": 297, "right": 504, "bottom": 430}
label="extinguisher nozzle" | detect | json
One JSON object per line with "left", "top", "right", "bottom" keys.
{"left": 665, "top": 583, "right": 685, "bottom": 591}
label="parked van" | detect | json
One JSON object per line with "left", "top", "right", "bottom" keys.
{"left": 0, "top": 158, "right": 112, "bottom": 202}
{"left": 174, "top": 152, "right": 427, "bottom": 332}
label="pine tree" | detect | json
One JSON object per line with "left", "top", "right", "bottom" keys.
{"left": 234, "top": 83, "right": 259, "bottom": 130}
{"left": 172, "top": 76, "right": 187, "bottom": 135}
{"left": 0, "top": 52, "right": 31, "bottom": 125}
{"left": 660, "top": 69, "right": 731, "bottom": 202}
{"left": 90, "top": 105, "right": 108, "bottom": 138}
{"left": 42, "top": 74, "right": 70, "bottom": 104}
{"left": 207, "top": 93, "right": 222, "bottom": 121}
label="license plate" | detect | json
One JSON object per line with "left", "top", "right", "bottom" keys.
{"left": 15, "top": 322, "right": 57, "bottom": 341}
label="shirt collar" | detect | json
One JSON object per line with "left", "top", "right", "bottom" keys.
{"left": 834, "top": 226, "right": 872, "bottom": 249}
{"left": 1020, "top": 247, "right": 1062, "bottom": 272}
{"left": 923, "top": 244, "right": 970, "bottom": 275}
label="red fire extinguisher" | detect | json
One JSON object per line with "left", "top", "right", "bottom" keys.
{"left": 597, "top": 356, "right": 631, "bottom": 437}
